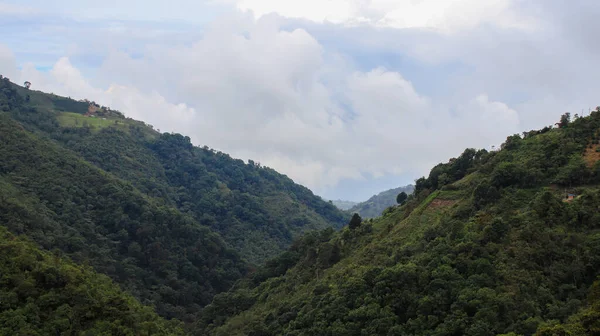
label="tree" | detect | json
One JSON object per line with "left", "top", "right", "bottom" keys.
{"left": 473, "top": 181, "right": 500, "bottom": 209}
{"left": 348, "top": 213, "right": 362, "bottom": 230}
{"left": 556, "top": 112, "right": 571, "bottom": 128}
{"left": 396, "top": 192, "right": 408, "bottom": 205}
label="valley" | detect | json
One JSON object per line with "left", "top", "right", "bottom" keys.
{"left": 2, "top": 75, "right": 600, "bottom": 336}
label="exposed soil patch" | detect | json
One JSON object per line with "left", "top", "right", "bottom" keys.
{"left": 428, "top": 199, "right": 457, "bottom": 209}
{"left": 584, "top": 144, "right": 600, "bottom": 168}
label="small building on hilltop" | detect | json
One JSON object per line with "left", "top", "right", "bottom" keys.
{"left": 565, "top": 193, "right": 578, "bottom": 201}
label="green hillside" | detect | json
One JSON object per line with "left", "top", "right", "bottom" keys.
{"left": 0, "top": 226, "right": 185, "bottom": 335}
{"left": 199, "top": 110, "right": 600, "bottom": 335}
{"left": 348, "top": 184, "right": 415, "bottom": 218}
{"left": 2, "top": 79, "right": 347, "bottom": 265}
{"left": 0, "top": 78, "right": 347, "bottom": 326}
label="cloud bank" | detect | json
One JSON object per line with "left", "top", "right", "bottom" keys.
{"left": 2, "top": 0, "right": 598, "bottom": 200}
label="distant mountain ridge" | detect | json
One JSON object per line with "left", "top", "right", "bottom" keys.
{"left": 348, "top": 184, "right": 415, "bottom": 218}
{"left": 330, "top": 199, "right": 358, "bottom": 210}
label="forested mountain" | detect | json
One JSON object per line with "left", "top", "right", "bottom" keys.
{"left": 5, "top": 74, "right": 600, "bottom": 336}
{"left": 348, "top": 184, "right": 415, "bottom": 218}
{"left": 330, "top": 199, "right": 358, "bottom": 210}
{"left": 0, "top": 78, "right": 347, "bottom": 326}
{"left": 199, "top": 110, "right": 600, "bottom": 335}
{"left": 0, "top": 226, "right": 185, "bottom": 335}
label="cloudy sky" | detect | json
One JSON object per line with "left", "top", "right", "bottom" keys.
{"left": 1, "top": 0, "right": 599, "bottom": 201}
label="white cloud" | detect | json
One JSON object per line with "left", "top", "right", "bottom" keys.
{"left": 0, "top": 3, "right": 39, "bottom": 16}
{"left": 2, "top": 15, "right": 522, "bottom": 194}
{"left": 455, "top": 94, "right": 520, "bottom": 143}
{"left": 231, "top": 0, "right": 535, "bottom": 32}
{"left": 17, "top": 57, "right": 196, "bottom": 136}
{"left": 0, "top": 44, "right": 17, "bottom": 80}
{"left": 7, "top": 1, "right": 598, "bottom": 199}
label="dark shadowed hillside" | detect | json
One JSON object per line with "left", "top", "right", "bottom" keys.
{"left": 0, "top": 226, "right": 186, "bottom": 335}
{"left": 198, "top": 109, "right": 600, "bottom": 336}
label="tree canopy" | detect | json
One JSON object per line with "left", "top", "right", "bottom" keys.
{"left": 396, "top": 191, "right": 408, "bottom": 204}
{"left": 0, "top": 226, "right": 185, "bottom": 335}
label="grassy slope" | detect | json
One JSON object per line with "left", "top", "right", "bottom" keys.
{"left": 57, "top": 112, "right": 126, "bottom": 130}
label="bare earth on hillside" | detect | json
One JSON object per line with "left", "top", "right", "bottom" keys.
{"left": 428, "top": 199, "right": 456, "bottom": 209}
{"left": 584, "top": 144, "right": 600, "bottom": 167}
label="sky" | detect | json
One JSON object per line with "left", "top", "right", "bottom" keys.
{"left": 1, "top": 0, "right": 599, "bottom": 202}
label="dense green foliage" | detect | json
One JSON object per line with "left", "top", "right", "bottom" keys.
{"left": 0, "top": 226, "right": 185, "bottom": 335}
{"left": 2, "top": 80, "right": 346, "bottom": 264}
{"left": 348, "top": 185, "right": 414, "bottom": 218}
{"left": 199, "top": 110, "right": 600, "bottom": 335}
{"left": 396, "top": 192, "right": 408, "bottom": 205}
{"left": 0, "top": 114, "right": 245, "bottom": 323}
{"left": 0, "top": 79, "right": 346, "bottom": 326}
{"left": 536, "top": 279, "right": 600, "bottom": 335}
{"left": 5, "top": 76, "right": 600, "bottom": 335}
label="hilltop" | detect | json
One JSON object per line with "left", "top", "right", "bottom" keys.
{"left": 199, "top": 110, "right": 600, "bottom": 335}
{"left": 348, "top": 184, "right": 415, "bottom": 218}
{"left": 0, "top": 77, "right": 347, "bottom": 327}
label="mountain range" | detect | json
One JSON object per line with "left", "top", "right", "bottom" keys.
{"left": 2, "top": 76, "right": 600, "bottom": 335}
{"left": 346, "top": 184, "right": 415, "bottom": 218}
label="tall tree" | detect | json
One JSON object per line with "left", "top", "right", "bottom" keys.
{"left": 348, "top": 213, "right": 362, "bottom": 230}
{"left": 396, "top": 191, "right": 408, "bottom": 204}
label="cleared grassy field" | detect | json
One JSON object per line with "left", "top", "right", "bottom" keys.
{"left": 57, "top": 112, "right": 124, "bottom": 130}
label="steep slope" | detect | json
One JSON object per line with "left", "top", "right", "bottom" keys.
{"left": 0, "top": 113, "right": 245, "bottom": 323}
{"left": 348, "top": 184, "right": 415, "bottom": 218}
{"left": 199, "top": 110, "right": 600, "bottom": 336}
{"left": 3, "top": 79, "right": 346, "bottom": 264}
{"left": 0, "top": 226, "right": 185, "bottom": 335}
{"left": 0, "top": 78, "right": 347, "bottom": 325}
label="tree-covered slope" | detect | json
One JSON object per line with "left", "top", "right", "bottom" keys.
{"left": 199, "top": 110, "right": 600, "bottom": 336}
{"left": 0, "top": 78, "right": 347, "bottom": 326}
{"left": 1, "top": 79, "right": 346, "bottom": 265}
{"left": 0, "top": 226, "right": 185, "bottom": 335}
{"left": 0, "top": 113, "right": 245, "bottom": 323}
{"left": 348, "top": 184, "right": 414, "bottom": 218}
